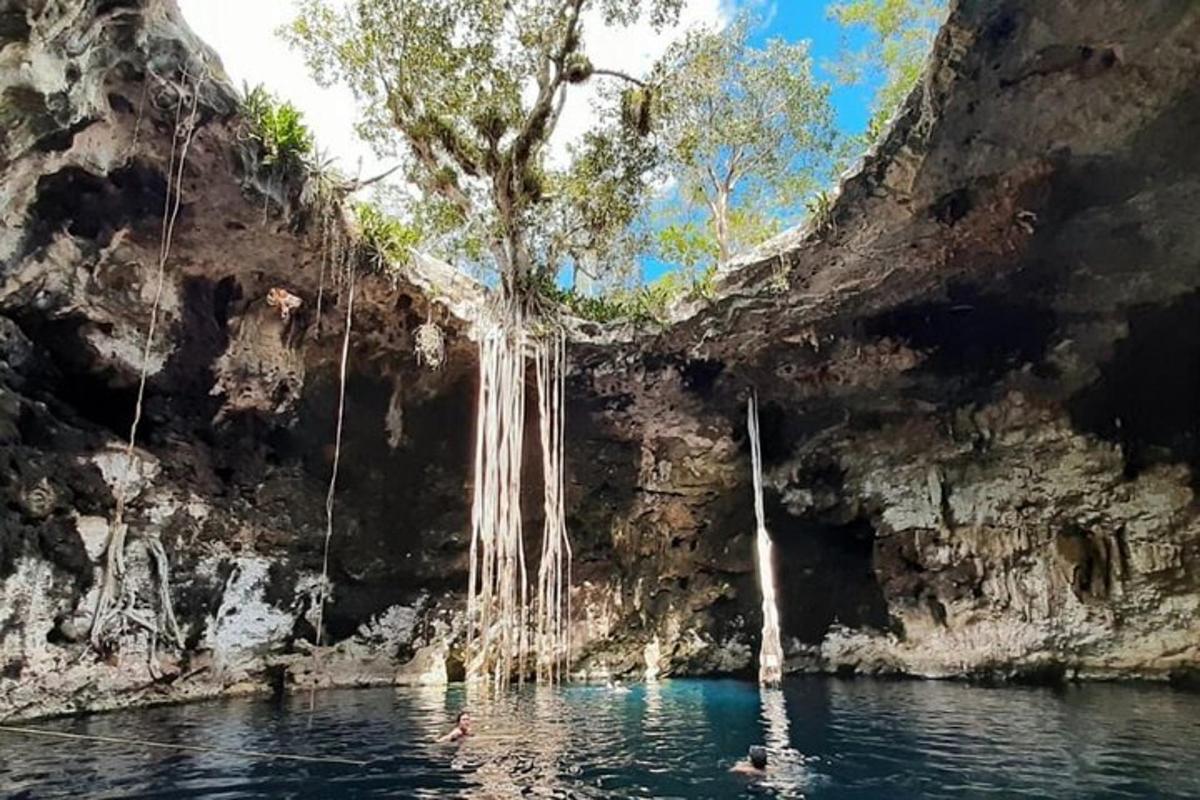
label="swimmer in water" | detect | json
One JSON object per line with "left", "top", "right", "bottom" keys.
{"left": 437, "top": 710, "right": 472, "bottom": 743}
{"left": 730, "top": 745, "right": 768, "bottom": 776}
{"left": 606, "top": 677, "right": 630, "bottom": 693}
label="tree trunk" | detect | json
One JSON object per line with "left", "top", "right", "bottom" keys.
{"left": 714, "top": 190, "right": 731, "bottom": 265}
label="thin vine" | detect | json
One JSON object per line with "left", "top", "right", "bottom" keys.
{"left": 90, "top": 67, "right": 206, "bottom": 654}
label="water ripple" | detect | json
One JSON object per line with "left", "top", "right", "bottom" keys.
{"left": 1, "top": 678, "right": 1199, "bottom": 798}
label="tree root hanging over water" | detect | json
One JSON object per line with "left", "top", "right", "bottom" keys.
{"left": 310, "top": 257, "right": 357, "bottom": 700}
{"left": 465, "top": 320, "right": 572, "bottom": 690}
{"left": 466, "top": 326, "right": 529, "bottom": 690}
{"left": 748, "top": 393, "right": 784, "bottom": 687}
{"left": 534, "top": 330, "right": 571, "bottom": 684}
{"left": 89, "top": 68, "right": 206, "bottom": 655}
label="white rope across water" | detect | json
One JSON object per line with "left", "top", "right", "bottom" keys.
{"left": 0, "top": 725, "right": 368, "bottom": 767}
{"left": 748, "top": 392, "right": 784, "bottom": 687}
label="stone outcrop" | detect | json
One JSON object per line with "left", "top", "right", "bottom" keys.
{"left": 2, "top": 0, "right": 1200, "bottom": 720}
{"left": 0, "top": 0, "right": 478, "bottom": 719}
{"left": 568, "top": 0, "right": 1200, "bottom": 682}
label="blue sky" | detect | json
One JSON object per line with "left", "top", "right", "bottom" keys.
{"left": 633, "top": 3, "right": 879, "bottom": 284}
{"left": 754, "top": 3, "right": 876, "bottom": 135}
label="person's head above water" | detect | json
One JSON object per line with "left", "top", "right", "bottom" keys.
{"left": 748, "top": 746, "right": 768, "bottom": 770}
{"left": 457, "top": 710, "right": 472, "bottom": 733}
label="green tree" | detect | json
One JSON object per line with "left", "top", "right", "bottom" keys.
{"left": 828, "top": 0, "right": 948, "bottom": 144}
{"left": 653, "top": 20, "right": 836, "bottom": 267}
{"left": 284, "top": 0, "right": 682, "bottom": 306}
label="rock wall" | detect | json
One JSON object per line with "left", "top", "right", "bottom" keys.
{"left": 0, "top": 0, "right": 479, "bottom": 719}
{"left": 563, "top": 0, "right": 1200, "bottom": 683}
{"left": 2, "top": 0, "right": 1200, "bottom": 720}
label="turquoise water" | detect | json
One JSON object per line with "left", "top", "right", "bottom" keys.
{"left": 2, "top": 678, "right": 1199, "bottom": 798}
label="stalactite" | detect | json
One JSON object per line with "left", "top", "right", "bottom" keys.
{"left": 748, "top": 392, "right": 784, "bottom": 687}
{"left": 90, "top": 68, "right": 204, "bottom": 651}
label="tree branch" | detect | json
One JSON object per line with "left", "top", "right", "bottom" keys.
{"left": 725, "top": 144, "right": 744, "bottom": 192}
{"left": 511, "top": 0, "right": 584, "bottom": 171}
{"left": 534, "top": 85, "right": 570, "bottom": 160}
{"left": 423, "top": 115, "right": 483, "bottom": 178}
{"left": 349, "top": 162, "right": 402, "bottom": 191}
{"left": 591, "top": 68, "right": 647, "bottom": 87}
{"left": 374, "top": 48, "right": 477, "bottom": 222}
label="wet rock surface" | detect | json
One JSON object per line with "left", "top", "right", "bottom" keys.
{"left": 2, "top": 0, "right": 1200, "bottom": 719}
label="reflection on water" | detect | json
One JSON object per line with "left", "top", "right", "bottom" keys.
{"left": 759, "top": 688, "right": 811, "bottom": 798}
{"left": 2, "top": 678, "right": 1199, "bottom": 798}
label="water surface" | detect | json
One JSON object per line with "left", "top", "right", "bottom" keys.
{"left": 2, "top": 678, "right": 1198, "bottom": 798}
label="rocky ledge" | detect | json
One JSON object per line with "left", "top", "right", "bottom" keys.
{"left": 2, "top": 0, "right": 1199, "bottom": 720}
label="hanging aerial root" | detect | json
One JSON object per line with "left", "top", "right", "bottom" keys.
{"left": 465, "top": 328, "right": 523, "bottom": 690}
{"left": 748, "top": 392, "right": 784, "bottom": 688}
{"left": 465, "top": 320, "right": 573, "bottom": 691}
{"left": 465, "top": 324, "right": 527, "bottom": 690}
{"left": 308, "top": 257, "right": 357, "bottom": 712}
{"left": 90, "top": 68, "right": 205, "bottom": 651}
{"left": 535, "top": 329, "right": 570, "bottom": 683}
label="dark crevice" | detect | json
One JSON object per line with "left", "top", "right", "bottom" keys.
{"left": 767, "top": 496, "right": 890, "bottom": 644}
{"left": 156, "top": 277, "right": 237, "bottom": 436}
{"left": 680, "top": 358, "right": 724, "bottom": 396}
{"left": 213, "top": 276, "right": 241, "bottom": 329}
{"left": 24, "top": 162, "right": 168, "bottom": 255}
{"left": 1055, "top": 524, "right": 1121, "bottom": 602}
{"left": 863, "top": 284, "right": 1058, "bottom": 388}
{"left": 33, "top": 117, "right": 94, "bottom": 154}
{"left": 1068, "top": 290, "right": 1200, "bottom": 481}
{"left": 107, "top": 92, "right": 135, "bottom": 115}
{"left": 931, "top": 187, "right": 972, "bottom": 226}
{"left": 11, "top": 314, "right": 154, "bottom": 440}
{"left": 982, "top": 10, "right": 1018, "bottom": 48}
{"left": 95, "top": 0, "right": 141, "bottom": 13}
{"left": 0, "top": 10, "right": 31, "bottom": 44}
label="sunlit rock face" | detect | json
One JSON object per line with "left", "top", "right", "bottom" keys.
{"left": 3, "top": 0, "right": 1200, "bottom": 720}
{"left": 568, "top": 0, "right": 1200, "bottom": 682}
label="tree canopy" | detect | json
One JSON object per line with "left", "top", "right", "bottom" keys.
{"left": 829, "top": 0, "right": 949, "bottom": 144}
{"left": 281, "top": 0, "right": 948, "bottom": 312}
{"left": 653, "top": 19, "right": 836, "bottom": 269}
{"left": 285, "top": 0, "right": 685, "bottom": 307}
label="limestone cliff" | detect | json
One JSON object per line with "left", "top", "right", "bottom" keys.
{"left": 571, "top": 0, "right": 1200, "bottom": 682}
{"left": 2, "top": 0, "right": 1199, "bottom": 720}
{"left": 0, "top": 0, "right": 480, "bottom": 718}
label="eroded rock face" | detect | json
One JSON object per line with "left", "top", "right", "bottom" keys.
{"left": 566, "top": 0, "right": 1200, "bottom": 682}
{"left": 0, "top": 0, "right": 477, "bottom": 719}
{"left": 2, "top": 0, "right": 1200, "bottom": 720}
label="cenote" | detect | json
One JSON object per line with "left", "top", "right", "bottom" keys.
{"left": 6, "top": 1, "right": 1200, "bottom": 799}
{"left": 4, "top": 678, "right": 1200, "bottom": 799}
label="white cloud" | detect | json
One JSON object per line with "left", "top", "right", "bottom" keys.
{"left": 545, "top": 0, "right": 732, "bottom": 164}
{"left": 178, "top": 0, "right": 391, "bottom": 180}
{"left": 177, "top": 0, "right": 735, "bottom": 181}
